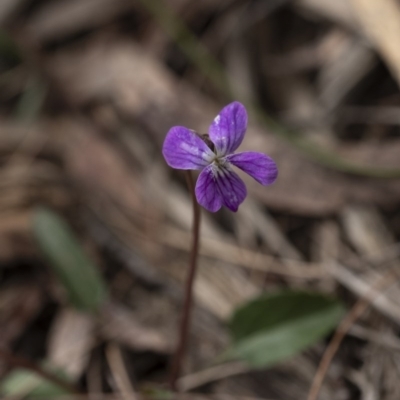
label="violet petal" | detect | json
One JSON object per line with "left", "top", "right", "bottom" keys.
{"left": 208, "top": 102, "right": 248, "bottom": 156}
{"left": 215, "top": 166, "right": 247, "bottom": 212}
{"left": 195, "top": 165, "right": 223, "bottom": 212}
{"left": 227, "top": 152, "right": 278, "bottom": 185}
{"left": 162, "top": 126, "right": 214, "bottom": 170}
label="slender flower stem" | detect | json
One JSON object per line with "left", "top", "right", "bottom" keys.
{"left": 169, "top": 171, "right": 201, "bottom": 391}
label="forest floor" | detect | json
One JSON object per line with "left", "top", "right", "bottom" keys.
{"left": 1, "top": 1, "right": 400, "bottom": 399}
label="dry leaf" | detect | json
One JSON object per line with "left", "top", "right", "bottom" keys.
{"left": 99, "top": 302, "right": 172, "bottom": 353}
{"left": 351, "top": 0, "right": 400, "bottom": 87}
{"left": 48, "top": 308, "right": 94, "bottom": 379}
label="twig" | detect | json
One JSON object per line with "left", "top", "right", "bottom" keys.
{"left": 169, "top": 171, "right": 201, "bottom": 390}
{"left": 177, "top": 361, "right": 249, "bottom": 392}
{"left": 327, "top": 261, "right": 400, "bottom": 324}
{"left": 348, "top": 323, "right": 400, "bottom": 350}
{"left": 105, "top": 343, "right": 137, "bottom": 400}
{"left": 307, "top": 269, "right": 398, "bottom": 400}
{"left": 0, "top": 348, "right": 79, "bottom": 394}
{"left": 158, "top": 226, "right": 325, "bottom": 279}
{"left": 2, "top": 394, "right": 276, "bottom": 400}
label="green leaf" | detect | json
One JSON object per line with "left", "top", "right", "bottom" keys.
{"left": 225, "top": 291, "right": 344, "bottom": 368}
{"left": 143, "top": 387, "right": 174, "bottom": 400}
{"left": 0, "top": 369, "right": 69, "bottom": 398}
{"left": 15, "top": 77, "right": 47, "bottom": 122}
{"left": 33, "top": 207, "right": 107, "bottom": 313}
{"left": 0, "top": 31, "right": 21, "bottom": 64}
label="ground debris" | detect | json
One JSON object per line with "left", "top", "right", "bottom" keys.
{"left": 1, "top": 0, "right": 400, "bottom": 399}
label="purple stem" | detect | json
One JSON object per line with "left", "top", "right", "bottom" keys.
{"left": 169, "top": 170, "right": 201, "bottom": 391}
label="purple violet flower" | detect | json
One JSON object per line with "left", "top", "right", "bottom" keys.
{"left": 162, "top": 101, "right": 278, "bottom": 212}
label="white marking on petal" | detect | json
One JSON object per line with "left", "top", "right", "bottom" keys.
{"left": 180, "top": 142, "right": 197, "bottom": 154}
{"left": 202, "top": 152, "right": 214, "bottom": 163}
{"left": 180, "top": 141, "right": 213, "bottom": 164}
{"left": 210, "top": 163, "right": 220, "bottom": 178}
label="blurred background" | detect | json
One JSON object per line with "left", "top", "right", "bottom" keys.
{"left": 1, "top": 0, "right": 400, "bottom": 399}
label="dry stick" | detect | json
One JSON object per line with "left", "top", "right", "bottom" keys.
{"left": 0, "top": 348, "right": 79, "bottom": 394}
{"left": 10, "top": 394, "right": 276, "bottom": 400}
{"left": 307, "top": 269, "right": 397, "bottom": 400}
{"left": 177, "top": 361, "right": 249, "bottom": 392}
{"left": 169, "top": 171, "right": 201, "bottom": 391}
{"left": 105, "top": 343, "right": 138, "bottom": 399}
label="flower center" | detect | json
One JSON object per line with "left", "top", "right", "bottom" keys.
{"left": 210, "top": 156, "right": 230, "bottom": 179}
{"left": 213, "top": 156, "right": 224, "bottom": 166}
